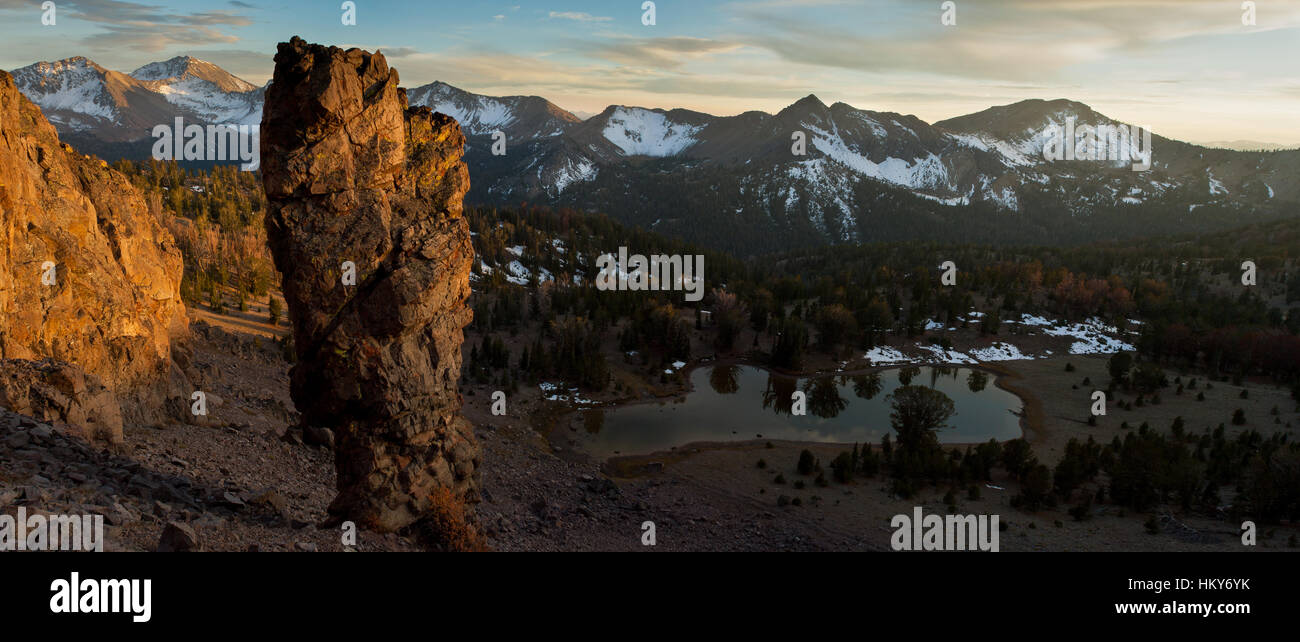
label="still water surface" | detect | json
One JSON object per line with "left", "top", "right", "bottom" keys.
{"left": 581, "top": 364, "right": 1024, "bottom": 456}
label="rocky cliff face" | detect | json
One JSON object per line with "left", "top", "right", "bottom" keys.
{"left": 260, "top": 37, "right": 480, "bottom": 534}
{"left": 0, "top": 70, "right": 189, "bottom": 444}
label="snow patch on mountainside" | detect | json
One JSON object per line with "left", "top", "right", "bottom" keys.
{"left": 1207, "top": 170, "right": 1229, "bottom": 195}
{"left": 949, "top": 132, "right": 1036, "bottom": 167}
{"left": 550, "top": 156, "right": 597, "bottom": 194}
{"left": 416, "top": 94, "right": 516, "bottom": 136}
{"left": 986, "top": 185, "right": 1020, "bottom": 210}
{"left": 915, "top": 192, "right": 970, "bottom": 206}
{"left": 786, "top": 159, "right": 857, "bottom": 239}
{"left": 805, "top": 123, "right": 950, "bottom": 191}
{"left": 153, "top": 75, "right": 261, "bottom": 125}
{"left": 602, "top": 107, "right": 701, "bottom": 156}
{"left": 848, "top": 111, "right": 888, "bottom": 138}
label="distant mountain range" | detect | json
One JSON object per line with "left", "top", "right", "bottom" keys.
{"left": 10, "top": 56, "right": 262, "bottom": 162}
{"left": 11, "top": 55, "right": 1299, "bottom": 253}
{"left": 1196, "top": 140, "right": 1299, "bottom": 152}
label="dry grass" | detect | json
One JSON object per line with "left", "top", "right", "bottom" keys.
{"left": 419, "top": 487, "right": 489, "bottom": 552}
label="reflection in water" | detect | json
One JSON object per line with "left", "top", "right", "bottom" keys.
{"left": 898, "top": 365, "right": 920, "bottom": 386}
{"left": 582, "top": 409, "right": 605, "bottom": 434}
{"left": 587, "top": 364, "right": 1024, "bottom": 457}
{"left": 930, "top": 365, "right": 956, "bottom": 388}
{"left": 803, "top": 377, "right": 847, "bottom": 418}
{"left": 852, "top": 372, "right": 883, "bottom": 400}
{"left": 761, "top": 372, "right": 797, "bottom": 415}
{"left": 709, "top": 364, "right": 740, "bottom": 394}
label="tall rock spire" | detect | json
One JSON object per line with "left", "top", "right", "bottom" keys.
{"left": 260, "top": 37, "right": 480, "bottom": 535}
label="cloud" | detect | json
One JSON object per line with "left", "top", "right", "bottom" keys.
{"left": 548, "top": 11, "right": 611, "bottom": 23}
{"left": 1, "top": 0, "right": 254, "bottom": 52}
{"left": 399, "top": 51, "right": 641, "bottom": 94}
{"left": 83, "top": 25, "right": 241, "bottom": 52}
{"left": 378, "top": 47, "right": 424, "bottom": 59}
{"left": 724, "top": 0, "right": 1300, "bottom": 81}
{"left": 51, "top": 0, "right": 249, "bottom": 25}
{"left": 577, "top": 36, "right": 743, "bottom": 69}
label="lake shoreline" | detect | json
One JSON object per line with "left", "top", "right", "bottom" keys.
{"left": 565, "top": 358, "right": 1033, "bottom": 472}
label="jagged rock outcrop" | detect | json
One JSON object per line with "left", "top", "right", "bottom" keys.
{"left": 0, "top": 70, "right": 190, "bottom": 443}
{"left": 0, "top": 359, "right": 122, "bottom": 444}
{"left": 260, "top": 37, "right": 480, "bottom": 533}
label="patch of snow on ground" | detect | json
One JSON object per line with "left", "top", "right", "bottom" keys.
{"left": 865, "top": 346, "right": 911, "bottom": 365}
{"left": 1042, "top": 317, "right": 1135, "bottom": 354}
{"left": 540, "top": 382, "right": 595, "bottom": 405}
{"left": 968, "top": 342, "right": 1031, "bottom": 361}
{"left": 917, "top": 344, "right": 977, "bottom": 364}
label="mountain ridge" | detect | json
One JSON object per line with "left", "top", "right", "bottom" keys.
{"left": 10, "top": 54, "right": 1299, "bottom": 253}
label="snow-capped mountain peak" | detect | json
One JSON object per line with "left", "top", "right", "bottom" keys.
{"left": 130, "top": 56, "right": 257, "bottom": 93}
{"left": 9, "top": 57, "right": 130, "bottom": 130}
{"left": 406, "top": 80, "right": 580, "bottom": 140}
{"left": 128, "top": 56, "right": 261, "bottom": 126}
{"left": 10, "top": 55, "right": 263, "bottom": 150}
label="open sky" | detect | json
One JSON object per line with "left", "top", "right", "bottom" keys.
{"left": 1, "top": 0, "right": 1297, "bottom": 143}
